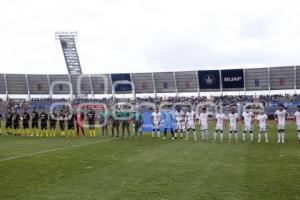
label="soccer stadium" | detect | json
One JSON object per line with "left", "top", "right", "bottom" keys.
{"left": 1, "top": 1, "right": 300, "bottom": 200}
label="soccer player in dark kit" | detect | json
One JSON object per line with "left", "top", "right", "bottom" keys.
{"left": 21, "top": 108, "right": 30, "bottom": 136}
{"left": 58, "top": 109, "right": 66, "bottom": 137}
{"left": 87, "top": 107, "right": 96, "bottom": 137}
{"left": 66, "top": 110, "right": 75, "bottom": 137}
{"left": 133, "top": 108, "right": 143, "bottom": 139}
{"left": 31, "top": 108, "right": 40, "bottom": 137}
{"left": 5, "top": 108, "right": 13, "bottom": 135}
{"left": 40, "top": 109, "right": 48, "bottom": 137}
{"left": 120, "top": 109, "right": 131, "bottom": 137}
{"left": 49, "top": 109, "right": 57, "bottom": 137}
{"left": 111, "top": 109, "right": 120, "bottom": 137}
{"left": 12, "top": 110, "right": 20, "bottom": 135}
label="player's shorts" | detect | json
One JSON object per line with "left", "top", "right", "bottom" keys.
{"left": 112, "top": 121, "right": 119, "bottom": 128}
{"left": 181, "top": 122, "right": 187, "bottom": 131}
{"left": 13, "top": 124, "right": 19, "bottom": 129}
{"left": 243, "top": 124, "right": 252, "bottom": 132}
{"left": 277, "top": 122, "right": 285, "bottom": 130}
{"left": 230, "top": 124, "right": 237, "bottom": 132}
{"left": 68, "top": 123, "right": 74, "bottom": 130}
{"left": 59, "top": 123, "right": 65, "bottom": 130}
{"left": 187, "top": 122, "right": 195, "bottom": 130}
{"left": 6, "top": 123, "right": 12, "bottom": 129}
{"left": 153, "top": 123, "right": 160, "bottom": 130}
{"left": 215, "top": 124, "right": 223, "bottom": 131}
{"left": 176, "top": 122, "right": 182, "bottom": 130}
{"left": 41, "top": 123, "right": 47, "bottom": 130}
{"left": 88, "top": 123, "right": 95, "bottom": 129}
{"left": 122, "top": 121, "right": 129, "bottom": 127}
{"left": 50, "top": 123, "right": 56, "bottom": 129}
{"left": 201, "top": 123, "right": 208, "bottom": 130}
{"left": 134, "top": 121, "right": 142, "bottom": 129}
{"left": 259, "top": 126, "right": 267, "bottom": 132}
{"left": 31, "top": 122, "right": 38, "bottom": 129}
{"left": 23, "top": 123, "right": 29, "bottom": 129}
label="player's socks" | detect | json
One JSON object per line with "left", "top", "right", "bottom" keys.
{"left": 297, "top": 131, "right": 300, "bottom": 141}
{"left": 61, "top": 131, "right": 65, "bottom": 137}
{"left": 193, "top": 131, "right": 197, "bottom": 141}
{"left": 277, "top": 132, "right": 281, "bottom": 143}
{"left": 250, "top": 133, "right": 253, "bottom": 142}
{"left": 265, "top": 132, "right": 269, "bottom": 143}
{"left": 220, "top": 133, "right": 223, "bottom": 142}
{"left": 152, "top": 130, "right": 154, "bottom": 138}
{"left": 228, "top": 132, "right": 232, "bottom": 142}
{"left": 281, "top": 132, "right": 285, "bottom": 143}
{"left": 235, "top": 132, "right": 238, "bottom": 142}
{"left": 157, "top": 131, "right": 160, "bottom": 138}
{"left": 213, "top": 132, "right": 217, "bottom": 141}
{"left": 242, "top": 133, "right": 246, "bottom": 142}
{"left": 258, "top": 133, "right": 261, "bottom": 142}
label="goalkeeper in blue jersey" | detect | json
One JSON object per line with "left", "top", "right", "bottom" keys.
{"left": 163, "top": 109, "right": 175, "bottom": 140}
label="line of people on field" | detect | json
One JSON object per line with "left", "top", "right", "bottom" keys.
{"left": 151, "top": 104, "right": 300, "bottom": 144}
{"left": 0, "top": 106, "right": 144, "bottom": 139}
{"left": 1, "top": 104, "right": 300, "bottom": 144}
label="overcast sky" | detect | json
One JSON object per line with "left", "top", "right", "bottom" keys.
{"left": 1, "top": 0, "right": 300, "bottom": 74}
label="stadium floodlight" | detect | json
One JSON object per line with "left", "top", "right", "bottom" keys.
{"left": 55, "top": 31, "right": 82, "bottom": 75}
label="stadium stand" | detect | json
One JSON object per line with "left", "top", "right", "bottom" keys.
{"left": 1, "top": 66, "right": 300, "bottom": 118}
{"left": 0, "top": 74, "right": 6, "bottom": 94}
{"left": 131, "top": 73, "right": 155, "bottom": 94}
{"left": 153, "top": 72, "right": 176, "bottom": 93}
{"left": 28, "top": 74, "right": 50, "bottom": 94}
{"left": 6, "top": 74, "right": 28, "bottom": 94}
{"left": 175, "top": 71, "right": 198, "bottom": 93}
{"left": 49, "top": 74, "right": 71, "bottom": 95}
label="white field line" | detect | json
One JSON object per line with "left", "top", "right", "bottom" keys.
{"left": 0, "top": 138, "right": 115, "bottom": 162}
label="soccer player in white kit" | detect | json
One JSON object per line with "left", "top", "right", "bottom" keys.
{"left": 214, "top": 107, "right": 226, "bottom": 142}
{"left": 228, "top": 107, "right": 239, "bottom": 142}
{"left": 242, "top": 106, "right": 254, "bottom": 143}
{"left": 199, "top": 107, "right": 209, "bottom": 140}
{"left": 294, "top": 105, "right": 300, "bottom": 144}
{"left": 185, "top": 107, "right": 197, "bottom": 141}
{"left": 151, "top": 107, "right": 161, "bottom": 138}
{"left": 274, "top": 104, "right": 287, "bottom": 144}
{"left": 174, "top": 106, "right": 185, "bottom": 139}
{"left": 256, "top": 111, "right": 268, "bottom": 143}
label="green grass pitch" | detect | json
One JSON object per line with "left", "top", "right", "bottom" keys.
{"left": 0, "top": 120, "right": 299, "bottom": 200}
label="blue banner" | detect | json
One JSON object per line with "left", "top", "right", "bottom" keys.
{"left": 198, "top": 70, "right": 220, "bottom": 89}
{"left": 221, "top": 69, "right": 244, "bottom": 89}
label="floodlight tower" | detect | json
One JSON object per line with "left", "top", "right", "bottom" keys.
{"left": 55, "top": 31, "right": 82, "bottom": 74}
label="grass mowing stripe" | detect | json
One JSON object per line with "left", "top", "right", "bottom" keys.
{"left": 0, "top": 138, "right": 115, "bottom": 162}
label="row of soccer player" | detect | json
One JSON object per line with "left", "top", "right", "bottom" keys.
{"left": 151, "top": 104, "right": 300, "bottom": 143}
{"left": 1, "top": 104, "right": 300, "bottom": 143}
{"left": 0, "top": 107, "right": 143, "bottom": 138}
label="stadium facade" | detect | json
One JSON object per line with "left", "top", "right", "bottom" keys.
{"left": 0, "top": 66, "right": 299, "bottom": 97}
